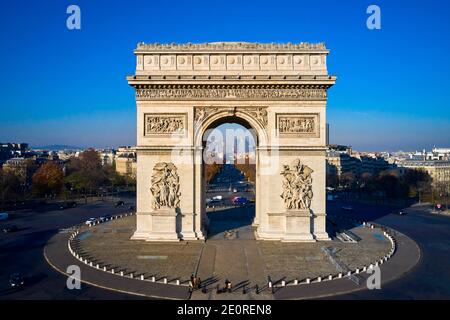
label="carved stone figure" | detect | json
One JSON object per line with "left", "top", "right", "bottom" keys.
{"left": 280, "top": 159, "right": 313, "bottom": 210}
{"left": 279, "top": 116, "right": 315, "bottom": 134}
{"left": 150, "top": 162, "right": 181, "bottom": 210}
{"left": 145, "top": 115, "right": 185, "bottom": 135}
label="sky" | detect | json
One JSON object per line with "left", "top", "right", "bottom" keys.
{"left": 0, "top": 0, "right": 449, "bottom": 151}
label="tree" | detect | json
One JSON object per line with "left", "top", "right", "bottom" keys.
{"left": 0, "top": 168, "right": 22, "bottom": 210}
{"left": 32, "top": 162, "right": 64, "bottom": 198}
{"left": 65, "top": 149, "right": 108, "bottom": 193}
{"left": 340, "top": 172, "right": 356, "bottom": 189}
{"left": 326, "top": 172, "right": 339, "bottom": 188}
{"left": 401, "top": 168, "right": 432, "bottom": 199}
{"left": 377, "top": 171, "right": 404, "bottom": 198}
{"left": 205, "top": 163, "right": 223, "bottom": 184}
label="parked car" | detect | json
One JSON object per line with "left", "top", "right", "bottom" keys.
{"left": 85, "top": 218, "right": 97, "bottom": 225}
{"left": 97, "top": 217, "right": 106, "bottom": 223}
{"left": 397, "top": 211, "right": 407, "bottom": 216}
{"left": 9, "top": 273, "right": 25, "bottom": 288}
{"left": 2, "top": 225, "right": 18, "bottom": 233}
{"left": 114, "top": 201, "right": 125, "bottom": 207}
{"left": 59, "top": 201, "right": 77, "bottom": 210}
{"left": 0, "top": 212, "right": 9, "bottom": 221}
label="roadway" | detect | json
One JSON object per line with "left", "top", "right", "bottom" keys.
{"left": 0, "top": 197, "right": 137, "bottom": 299}
{"left": 327, "top": 199, "right": 450, "bottom": 299}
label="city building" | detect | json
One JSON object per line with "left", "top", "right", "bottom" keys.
{"left": 115, "top": 146, "right": 137, "bottom": 178}
{"left": 0, "top": 143, "right": 29, "bottom": 164}
{"left": 398, "top": 160, "right": 450, "bottom": 185}
{"left": 326, "top": 145, "right": 390, "bottom": 178}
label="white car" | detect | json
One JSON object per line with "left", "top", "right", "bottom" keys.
{"left": 85, "top": 218, "right": 97, "bottom": 225}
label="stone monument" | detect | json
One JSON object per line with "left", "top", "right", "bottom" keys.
{"left": 127, "top": 42, "right": 336, "bottom": 242}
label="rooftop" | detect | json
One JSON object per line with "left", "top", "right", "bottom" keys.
{"left": 135, "top": 41, "right": 328, "bottom": 52}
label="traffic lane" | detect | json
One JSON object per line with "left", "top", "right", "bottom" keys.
{"left": 0, "top": 199, "right": 137, "bottom": 299}
{"left": 329, "top": 200, "right": 450, "bottom": 299}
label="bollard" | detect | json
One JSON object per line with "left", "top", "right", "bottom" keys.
{"left": 120, "top": 271, "right": 124, "bottom": 276}
{"left": 163, "top": 278, "right": 167, "bottom": 284}
{"left": 281, "top": 280, "right": 285, "bottom": 287}
{"left": 111, "top": 269, "right": 115, "bottom": 274}
{"left": 130, "top": 273, "right": 133, "bottom": 279}
{"left": 347, "top": 271, "right": 352, "bottom": 276}
{"left": 151, "top": 276, "right": 156, "bottom": 282}
{"left": 355, "top": 269, "right": 360, "bottom": 274}
{"left": 96, "top": 264, "right": 99, "bottom": 269}
{"left": 141, "top": 275, "right": 144, "bottom": 280}
{"left": 268, "top": 281, "right": 272, "bottom": 288}
{"left": 363, "top": 266, "right": 367, "bottom": 272}
{"left": 294, "top": 279, "right": 298, "bottom": 285}
{"left": 328, "top": 275, "right": 333, "bottom": 280}
{"left": 103, "top": 267, "right": 107, "bottom": 271}
{"left": 306, "top": 278, "right": 310, "bottom": 284}
{"left": 176, "top": 279, "right": 180, "bottom": 285}
{"left": 89, "top": 262, "right": 93, "bottom": 267}
{"left": 317, "top": 277, "right": 322, "bottom": 283}
{"left": 338, "top": 273, "right": 342, "bottom": 278}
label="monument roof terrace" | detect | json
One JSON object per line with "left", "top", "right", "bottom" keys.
{"left": 131, "top": 42, "right": 334, "bottom": 78}
{"left": 135, "top": 42, "right": 328, "bottom": 53}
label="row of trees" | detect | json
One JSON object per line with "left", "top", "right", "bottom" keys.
{"left": 0, "top": 149, "right": 135, "bottom": 209}
{"left": 327, "top": 168, "right": 434, "bottom": 200}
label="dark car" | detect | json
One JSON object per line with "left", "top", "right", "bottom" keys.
{"left": 397, "top": 210, "right": 407, "bottom": 216}
{"left": 2, "top": 225, "right": 18, "bottom": 233}
{"left": 114, "top": 201, "right": 125, "bottom": 207}
{"left": 9, "top": 273, "right": 25, "bottom": 288}
{"left": 232, "top": 197, "right": 249, "bottom": 206}
{"left": 59, "top": 201, "right": 77, "bottom": 210}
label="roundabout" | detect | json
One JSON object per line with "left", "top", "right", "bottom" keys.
{"left": 44, "top": 206, "right": 421, "bottom": 300}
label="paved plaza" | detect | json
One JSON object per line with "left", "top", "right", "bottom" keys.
{"left": 73, "top": 206, "right": 391, "bottom": 299}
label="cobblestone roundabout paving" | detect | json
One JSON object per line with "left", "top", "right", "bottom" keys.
{"left": 73, "top": 210, "right": 391, "bottom": 292}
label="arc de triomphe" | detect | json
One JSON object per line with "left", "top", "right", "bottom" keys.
{"left": 127, "top": 42, "right": 336, "bottom": 242}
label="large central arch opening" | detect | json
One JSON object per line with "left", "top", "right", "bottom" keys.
{"left": 202, "top": 117, "right": 257, "bottom": 240}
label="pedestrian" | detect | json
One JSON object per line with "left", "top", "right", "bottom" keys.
{"left": 189, "top": 274, "right": 194, "bottom": 289}
{"left": 225, "top": 279, "right": 232, "bottom": 293}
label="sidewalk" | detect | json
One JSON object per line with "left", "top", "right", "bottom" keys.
{"left": 273, "top": 230, "right": 421, "bottom": 299}
{"left": 44, "top": 231, "right": 190, "bottom": 300}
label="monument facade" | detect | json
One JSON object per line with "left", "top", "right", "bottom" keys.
{"left": 127, "top": 42, "right": 336, "bottom": 242}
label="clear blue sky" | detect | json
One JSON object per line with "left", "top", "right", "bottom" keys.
{"left": 0, "top": 0, "right": 449, "bottom": 151}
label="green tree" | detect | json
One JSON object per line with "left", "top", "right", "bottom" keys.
{"left": 65, "top": 149, "right": 108, "bottom": 194}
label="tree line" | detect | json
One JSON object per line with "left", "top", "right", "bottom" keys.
{"left": 0, "top": 149, "right": 135, "bottom": 209}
